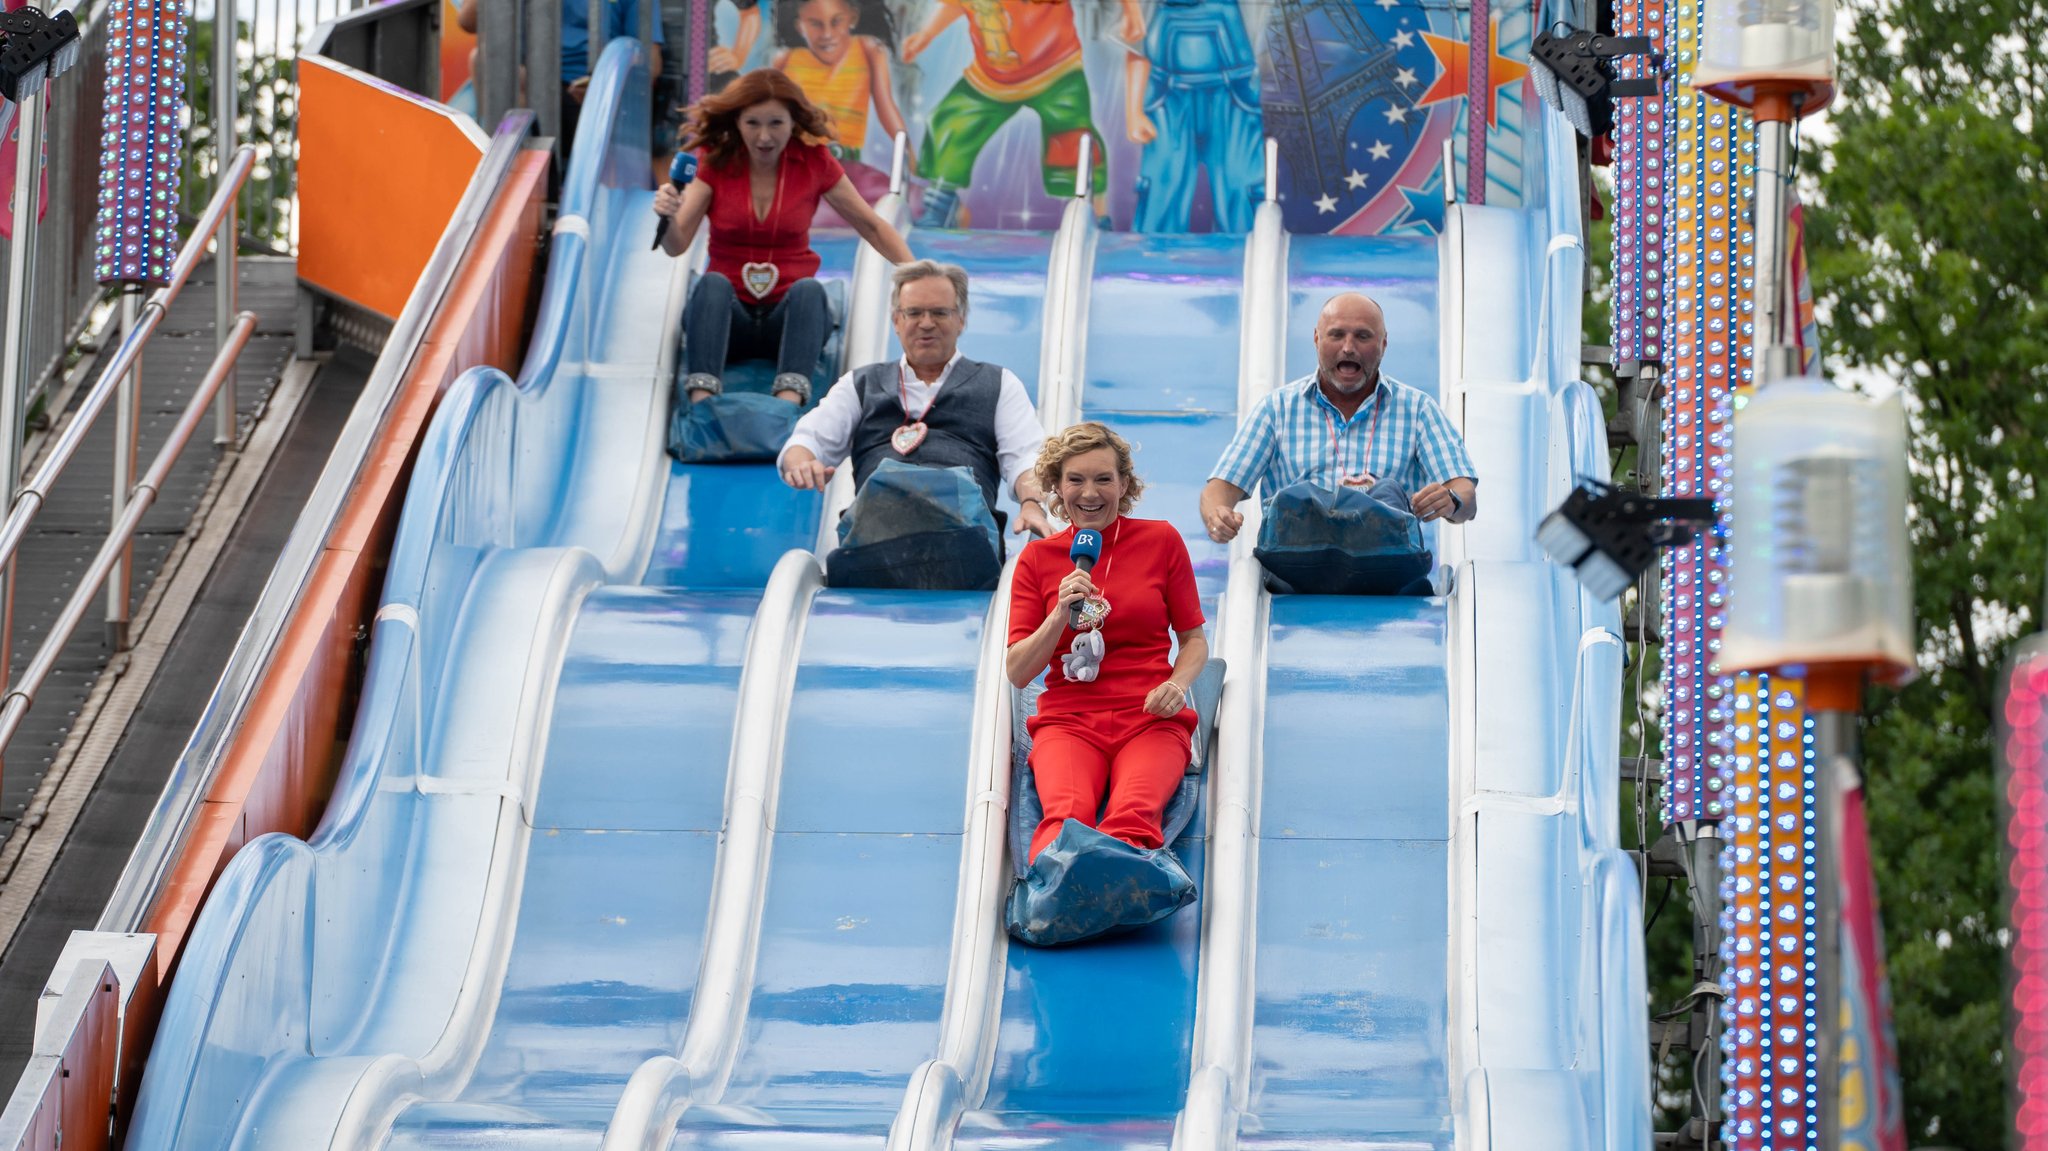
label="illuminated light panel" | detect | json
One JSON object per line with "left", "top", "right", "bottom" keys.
{"left": 94, "top": 0, "right": 187, "bottom": 286}
{"left": 1609, "top": 0, "right": 1667, "bottom": 367}
{"left": 2001, "top": 641, "right": 2048, "bottom": 1145}
{"left": 1657, "top": 0, "right": 1754, "bottom": 829}
{"left": 1720, "top": 674, "right": 1819, "bottom": 1149}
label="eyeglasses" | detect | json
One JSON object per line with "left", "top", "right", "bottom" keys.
{"left": 894, "top": 307, "right": 960, "bottom": 323}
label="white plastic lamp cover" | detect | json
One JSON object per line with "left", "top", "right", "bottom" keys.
{"left": 1693, "top": 0, "right": 1837, "bottom": 112}
{"left": 1719, "top": 378, "right": 1913, "bottom": 680}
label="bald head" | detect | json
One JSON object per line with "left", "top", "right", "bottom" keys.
{"left": 1313, "top": 292, "right": 1389, "bottom": 398}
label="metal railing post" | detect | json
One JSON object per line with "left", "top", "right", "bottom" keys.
{"left": 109, "top": 290, "right": 141, "bottom": 650}
{"left": 1, "top": 94, "right": 47, "bottom": 749}
{"left": 215, "top": 0, "right": 240, "bottom": 446}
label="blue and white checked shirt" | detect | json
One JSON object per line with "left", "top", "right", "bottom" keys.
{"left": 1210, "top": 372, "right": 1475, "bottom": 499}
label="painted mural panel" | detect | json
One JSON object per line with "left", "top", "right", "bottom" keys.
{"left": 697, "top": 0, "right": 1536, "bottom": 235}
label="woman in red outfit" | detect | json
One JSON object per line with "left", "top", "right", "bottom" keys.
{"left": 1006, "top": 422, "right": 1209, "bottom": 863}
{"left": 653, "top": 69, "right": 914, "bottom": 405}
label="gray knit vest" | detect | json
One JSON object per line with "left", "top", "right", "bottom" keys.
{"left": 850, "top": 357, "right": 1006, "bottom": 512}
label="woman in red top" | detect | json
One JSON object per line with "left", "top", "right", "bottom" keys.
{"left": 1007, "top": 422, "right": 1209, "bottom": 863}
{"left": 653, "top": 69, "right": 913, "bottom": 405}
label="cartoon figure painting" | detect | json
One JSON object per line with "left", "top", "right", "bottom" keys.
{"left": 772, "top": 0, "right": 911, "bottom": 200}
{"left": 707, "top": 0, "right": 763, "bottom": 91}
{"left": 903, "top": 0, "right": 1121, "bottom": 227}
{"left": 1125, "top": 0, "right": 1264, "bottom": 233}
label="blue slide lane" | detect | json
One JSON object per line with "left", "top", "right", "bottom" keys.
{"left": 1247, "top": 596, "right": 1451, "bottom": 1148}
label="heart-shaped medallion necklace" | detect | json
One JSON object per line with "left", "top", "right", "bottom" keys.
{"left": 741, "top": 260, "right": 780, "bottom": 299}
{"left": 894, "top": 361, "right": 941, "bottom": 455}
{"left": 891, "top": 421, "right": 928, "bottom": 454}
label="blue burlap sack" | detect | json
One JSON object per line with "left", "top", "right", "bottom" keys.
{"left": 667, "top": 393, "right": 803, "bottom": 464}
{"left": 1003, "top": 661, "right": 1224, "bottom": 947}
{"left": 1005, "top": 820, "right": 1196, "bottom": 946}
{"left": 824, "top": 460, "right": 1004, "bottom": 591}
{"left": 1253, "top": 479, "right": 1433, "bottom": 596}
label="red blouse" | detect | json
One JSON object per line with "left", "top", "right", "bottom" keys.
{"left": 1009, "top": 518, "right": 1207, "bottom": 718}
{"left": 698, "top": 140, "right": 845, "bottom": 306}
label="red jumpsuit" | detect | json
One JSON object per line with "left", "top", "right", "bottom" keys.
{"left": 1009, "top": 517, "right": 1205, "bottom": 862}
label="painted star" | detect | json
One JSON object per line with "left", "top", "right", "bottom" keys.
{"left": 1418, "top": 16, "right": 1534, "bottom": 128}
{"left": 1345, "top": 169, "right": 1368, "bottom": 189}
{"left": 1383, "top": 103, "right": 1409, "bottom": 123}
{"left": 1368, "top": 139, "right": 1393, "bottom": 161}
{"left": 1392, "top": 28, "right": 1415, "bottom": 48}
{"left": 1398, "top": 183, "right": 1447, "bottom": 233}
{"left": 1396, "top": 67, "right": 1418, "bottom": 87}
{"left": 1314, "top": 192, "right": 1339, "bottom": 213}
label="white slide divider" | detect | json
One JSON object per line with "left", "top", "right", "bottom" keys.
{"left": 599, "top": 549, "right": 826, "bottom": 1151}
{"left": 1171, "top": 185, "right": 1288, "bottom": 1151}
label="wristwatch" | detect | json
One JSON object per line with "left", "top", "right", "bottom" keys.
{"left": 1446, "top": 487, "right": 1465, "bottom": 515}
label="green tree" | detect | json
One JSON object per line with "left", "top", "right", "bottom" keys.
{"left": 182, "top": 15, "right": 298, "bottom": 252}
{"left": 1804, "top": 0, "right": 2048, "bottom": 1142}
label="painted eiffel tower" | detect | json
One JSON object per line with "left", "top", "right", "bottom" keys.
{"left": 1263, "top": 0, "right": 1408, "bottom": 195}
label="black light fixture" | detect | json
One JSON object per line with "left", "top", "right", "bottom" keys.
{"left": 1536, "top": 480, "right": 1718, "bottom": 601}
{"left": 1530, "top": 24, "right": 1661, "bottom": 138}
{"left": 0, "top": 6, "right": 80, "bottom": 103}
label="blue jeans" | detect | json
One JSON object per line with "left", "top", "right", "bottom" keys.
{"left": 684, "top": 273, "right": 828, "bottom": 381}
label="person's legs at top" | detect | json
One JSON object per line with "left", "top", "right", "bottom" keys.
{"left": 1132, "top": 73, "right": 1195, "bottom": 233}
{"left": 771, "top": 278, "right": 829, "bottom": 393}
{"left": 1027, "top": 717, "right": 1113, "bottom": 862}
{"left": 683, "top": 273, "right": 739, "bottom": 395}
{"left": 916, "top": 77, "right": 1022, "bottom": 227}
{"left": 1094, "top": 712, "right": 1193, "bottom": 850}
{"left": 1028, "top": 68, "right": 1109, "bottom": 221}
{"left": 1204, "top": 69, "right": 1264, "bottom": 234}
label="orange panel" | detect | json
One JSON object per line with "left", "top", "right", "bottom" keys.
{"left": 298, "top": 56, "right": 488, "bottom": 319}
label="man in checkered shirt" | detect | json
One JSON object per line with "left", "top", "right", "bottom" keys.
{"left": 1200, "top": 292, "right": 1478, "bottom": 543}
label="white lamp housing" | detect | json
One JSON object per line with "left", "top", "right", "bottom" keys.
{"left": 1719, "top": 378, "right": 1913, "bottom": 680}
{"left": 1693, "top": 0, "right": 1837, "bottom": 112}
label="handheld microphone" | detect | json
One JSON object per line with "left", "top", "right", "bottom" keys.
{"left": 1067, "top": 529, "right": 1103, "bottom": 630}
{"left": 652, "top": 151, "right": 699, "bottom": 249}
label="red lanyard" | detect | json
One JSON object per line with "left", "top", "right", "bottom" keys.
{"left": 898, "top": 359, "right": 944, "bottom": 425}
{"left": 1092, "top": 518, "right": 1124, "bottom": 585}
{"left": 1325, "top": 385, "right": 1387, "bottom": 483}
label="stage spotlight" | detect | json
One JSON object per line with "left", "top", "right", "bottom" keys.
{"left": 1536, "top": 480, "right": 1718, "bottom": 601}
{"left": 0, "top": 6, "right": 80, "bottom": 102}
{"left": 1530, "top": 25, "right": 1660, "bottom": 138}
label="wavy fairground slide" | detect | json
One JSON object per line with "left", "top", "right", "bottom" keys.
{"left": 120, "top": 34, "right": 1652, "bottom": 1151}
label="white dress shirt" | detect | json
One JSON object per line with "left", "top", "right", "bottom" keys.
{"left": 778, "top": 351, "right": 1043, "bottom": 495}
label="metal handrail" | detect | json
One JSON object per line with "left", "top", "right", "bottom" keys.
{"left": 0, "top": 148, "right": 252, "bottom": 576}
{"left": 0, "top": 313, "right": 257, "bottom": 753}
{"left": 98, "top": 110, "right": 537, "bottom": 935}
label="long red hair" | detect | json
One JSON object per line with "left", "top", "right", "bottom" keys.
{"left": 680, "top": 69, "right": 837, "bottom": 169}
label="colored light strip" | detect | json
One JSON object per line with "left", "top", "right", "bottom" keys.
{"left": 1722, "top": 675, "right": 1819, "bottom": 1147}
{"left": 94, "top": 0, "right": 187, "bottom": 286}
{"left": 1657, "top": 0, "right": 1750, "bottom": 830}
{"left": 1609, "top": 0, "right": 1666, "bottom": 367}
{"left": 2001, "top": 641, "right": 2048, "bottom": 1145}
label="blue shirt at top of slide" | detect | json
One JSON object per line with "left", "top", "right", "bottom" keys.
{"left": 562, "top": 0, "right": 665, "bottom": 83}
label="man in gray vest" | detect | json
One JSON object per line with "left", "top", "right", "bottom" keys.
{"left": 778, "top": 259, "right": 1055, "bottom": 539}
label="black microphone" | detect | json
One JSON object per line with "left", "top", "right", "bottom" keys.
{"left": 1067, "top": 529, "right": 1103, "bottom": 630}
{"left": 652, "top": 151, "right": 699, "bottom": 249}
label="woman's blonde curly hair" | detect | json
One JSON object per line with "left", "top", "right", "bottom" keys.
{"left": 1034, "top": 421, "right": 1144, "bottom": 521}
